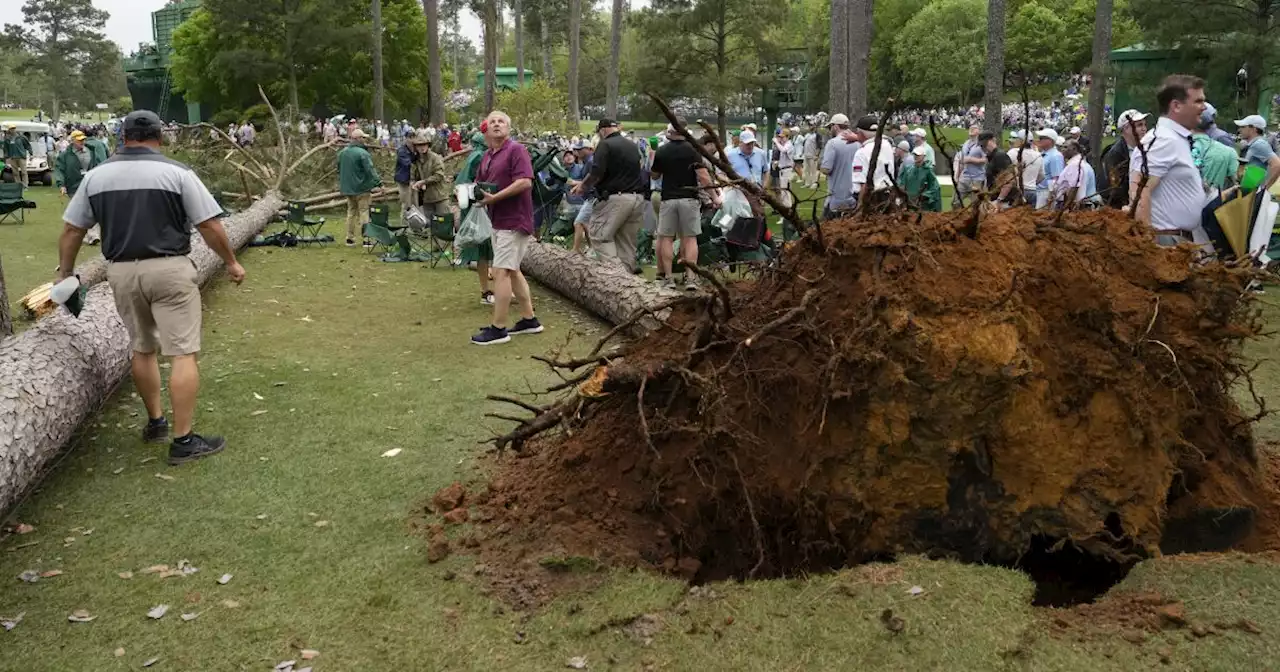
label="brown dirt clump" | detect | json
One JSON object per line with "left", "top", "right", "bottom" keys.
{"left": 477, "top": 209, "right": 1274, "bottom": 594}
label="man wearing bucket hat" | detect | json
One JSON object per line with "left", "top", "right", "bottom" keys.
{"left": 1235, "top": 114, "right": 1280, "bottom": 192}
{"left": 403, "top": 131, "right": 449, "bottom": 220}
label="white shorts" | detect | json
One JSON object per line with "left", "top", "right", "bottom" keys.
{"left": 492, "top": 229, "right": 531, "bottom": 271}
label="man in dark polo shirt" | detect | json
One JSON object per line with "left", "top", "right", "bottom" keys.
{"left": 470, "top": 110, "right": 545, "bottom": 346}
{"left": 56, "top": 110, "right": 245, "bottom": 465}
{"left": 649, "top": 122, "right": 716, "bottom": 290}
{"left": 572, "top": 118, "right": 647, "bottom": 272}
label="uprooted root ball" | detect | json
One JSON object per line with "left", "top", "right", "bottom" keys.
{"left": 478, "top": 208, "right": 1279, "bottom": 593}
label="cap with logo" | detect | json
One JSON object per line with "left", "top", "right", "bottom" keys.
{"left": 410, "top": 131, "right": 433, "bottom": 145}
{"left": 69, "top": 130, "right": 86, "bottom": 141}
{"left": 1235, "top": 114, "right": 1268, "bottom": 131}
{"left": 1118, "top": 109, "right": 1150, "bottom": 128}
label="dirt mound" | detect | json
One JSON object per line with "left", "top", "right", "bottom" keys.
{"left": 477, "top": 208, "right": 1276, "bottom": 596}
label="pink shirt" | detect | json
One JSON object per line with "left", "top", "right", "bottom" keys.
{"left": 477, "top": 139, "right": 535, "bottom": 235}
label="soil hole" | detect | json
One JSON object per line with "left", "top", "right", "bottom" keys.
{"left": 1011, "top": 536, "right": 1136, "bottom": 607}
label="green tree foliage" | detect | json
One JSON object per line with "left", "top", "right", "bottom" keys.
{"left": 1006, "top": 2, "right": 1070, "bottom": 78}
{"left": 634, "top": 0, "right": 787, "bottom": 135}
{"left": 892, "top": 0, "right": 987, "bottom": 104}
{"left": 1, "top": 0, "right": 115, "bottom": 120}
{"left": 495, "top": 79, "right": 568, "bottom": 129}
{"left": 171, "top": 0, "right": 427, "bottom": 121}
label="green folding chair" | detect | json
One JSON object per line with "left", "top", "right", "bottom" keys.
{"left": 0, "top": 183, "right": 34, "bottom": 225}
{"left": 285, "top": 201, "right": 327, "bottom": 245}
{"left": 427, "top": 212, "right": 456, "bottom": 269}
{"left": 366, "top": 204, "right": 429, "bottom": 262}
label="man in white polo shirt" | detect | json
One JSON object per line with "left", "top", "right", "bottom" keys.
{"left": 851, "top": 115, "right": 896, "bottom": 209}
{"left": 1127, "top": 74, "right": 1208, "bottom": 246}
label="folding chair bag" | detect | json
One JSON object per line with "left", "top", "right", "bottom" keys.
{"left": 726, "top": 216, "right": 764, "bottom": 250}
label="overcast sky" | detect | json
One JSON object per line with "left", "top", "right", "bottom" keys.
{"left": 0, "top": 0, "right": 486, "bottom": 53}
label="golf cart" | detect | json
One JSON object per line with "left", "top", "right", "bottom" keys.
{"left": 1, "top": 121, "right": 54, "bottom": 186}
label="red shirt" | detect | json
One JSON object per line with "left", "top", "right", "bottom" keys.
{"left": 477, "top": 139, "right": 535, "bottom": 235}
{"left": 447, "top": 131, "right": 462, "bottom": 153}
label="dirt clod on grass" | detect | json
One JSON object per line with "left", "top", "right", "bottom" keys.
{"left": 475, "top": 209, "right": 1280, "bottom": 604}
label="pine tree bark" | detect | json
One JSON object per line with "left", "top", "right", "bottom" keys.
{"left": 0, "top": 252, "right": 12, "bottom": 338}
{"left": 0, "top": 193, "right": 285, "bottom": 517}
{"left": 484, "top": 0, "right": 499, "bottom": 112}
{"left": 1086, "top": 0, "right": 1112, "bottom": 166}
{"left": 371, "top": 0, "right": 386, "bottom": 122}
{"left": 568, "top": 0, "right": 582, "bottom": 127}
{"left": 982, "top": 0, "right": 1006, "bottom": 136}
{"left": 541, "top": 15, "right": 553, "bottom": 84}
{"left": 515, "top": 0, "right": 526, "bottom": 87}
{"left": 520, "top": 243, "right": 679, "bottom": 332}
{"left": 847, "top": 0, "right": 873, "bottom": 117}
{"left": 425, "top": 0, "right": 446, "bottom": 124}
{"left": 828, "top": 0, "right": 849, "bottom": 115}
{"left": 606, "top": 0, "right": 625, "bottom": 119}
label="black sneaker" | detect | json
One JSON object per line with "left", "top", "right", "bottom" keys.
{"left": 362, "top": 238, "right": 374, "bottom": 248}
{"left": 142, "top": 418, "right": 170, "bottom": 444}
{"left": 510, "top": 317, "right": 545, "bottom": 335}
{"left": 346, "top": 237, "right": 356, "bottom": 247}
{"left": 470, "top": 325, "right": 511, "bottom": 345}
{"left": 480, "top": 291, "right": 496, "bottom": 305}
{"left": 168, "top": 434, "right": 227, "bottom": 465}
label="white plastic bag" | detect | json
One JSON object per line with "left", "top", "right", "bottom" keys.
{"left": 715, "top": 188, "right": 753, "bottom": 232}
{"left": 455, "top": 205, "right": 493, "bottom": 248}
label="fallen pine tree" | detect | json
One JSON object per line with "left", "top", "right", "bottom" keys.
{"left": 0, "top": 192, "right": 285, "bottom": 514}
{"left": 473, "top": 207, "right": 1280, "bottom": 600}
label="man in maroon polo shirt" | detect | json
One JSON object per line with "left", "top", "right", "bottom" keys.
{"left": 470, "top": 110, "right": 545, "bottom": 345}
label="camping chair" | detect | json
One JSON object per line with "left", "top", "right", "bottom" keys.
{"left": 0, "top": 183, "right": 35, "bottom": 225}
{"left": 285, "top": 201, "right": 327, "bottom": 245}
{"left": 365, "top": 204, "right": 429, "bottom": 262}
{"left": 426, "top": 212, "right": 456, "bottom": 269}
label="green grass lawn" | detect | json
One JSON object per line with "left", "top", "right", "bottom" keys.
{"left": 2, "top": 184, "right": 1280, "bottom": 670}
{"left": 0, "top": 109, "right": 39, "bottom": 121}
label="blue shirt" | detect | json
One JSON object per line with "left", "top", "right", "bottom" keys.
{"left": 727, "top": 146, "right": 767, "bottom": 184}
{"left": 1039, "top": 148, "right": 1064, "bottom": 190}
{"left": 961, "top": 140, "right": 985, "bottom": 180}
{"left": 1245, "top": 136, "right": 1276, "bottom": 169}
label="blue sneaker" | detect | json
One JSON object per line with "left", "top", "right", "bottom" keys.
{"left": 509, "top": 317, "right": 545, "bottom": 335}
{"left": 471, "top": 325, "right": 511, "bottom": 345}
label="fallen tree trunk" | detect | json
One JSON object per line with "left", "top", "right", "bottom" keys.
{"left": 0, "top": 191, "right": 286, "bottom": 516}
{"left": 67, "top": 195, "right": 288, "bottom": 292}
{"left": 521, "top": 242, "right": 680, "bottom": 334}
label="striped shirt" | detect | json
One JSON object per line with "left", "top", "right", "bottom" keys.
{"left": 63, "top": 146, "right": 222, "bottom": 262}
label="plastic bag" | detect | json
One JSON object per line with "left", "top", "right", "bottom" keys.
{"left": 455, "top": 205, "right": 493, "bottom": 248}
{"left": 714, "top": 188, "right": 753, "bottom": 232}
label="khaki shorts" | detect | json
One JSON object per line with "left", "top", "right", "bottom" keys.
{"left": 106, "top": 256, "right": 202, "bottom": 356}
{"left": 657, "top": 197, "right": 701, "bottom": 238}
{"left": 492, "top": 229, "right": 531, "bottom": 271}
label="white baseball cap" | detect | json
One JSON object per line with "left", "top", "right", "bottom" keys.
{"left": 1118, "top": 109, "right": 1149, "bottom": 128}
{"left": 1035, "top": 128, "right": 1060, "bottom": 141}
{"left": 742, "top": 123, "right": 758, "bottom": 131}
{"left": 911, "top": 145, "right": 927, "bottom": 156}
{"left": 896, "top": 140, "right": 910, "bottom": 151}
{"left": 739, "top": 129, "right": 757, "bottom": 144}
{"left": 828, "top": 113, "right": 850, "bottom": 127}
{"left": 1069, "top": 126, "right": 1081, "bottom": 134}
{"left": 1235, "top": 114, "right": 1268, "bottom": 130}
{"left": 910, "top": 127, "right": 926, "bottom": 137}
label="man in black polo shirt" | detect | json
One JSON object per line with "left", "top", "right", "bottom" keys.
{"left": 649, "top": 122, "right": 716, "bottom": 290}
{"left": 56, "top": 110, "right": 244, "bottom": 465}
{"left": 571, "top": 118, "right": 647, "bottom": 273}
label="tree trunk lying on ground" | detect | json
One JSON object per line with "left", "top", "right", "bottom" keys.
{"left": 0, "top": 192, "right": 286, "bottom": 516}
{"left": 520, "top": 242, "right": 680, "bottom": 335}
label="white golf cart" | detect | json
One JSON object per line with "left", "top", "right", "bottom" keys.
{"left": 2, "top": 121, "right": 55, "bottom": 186}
